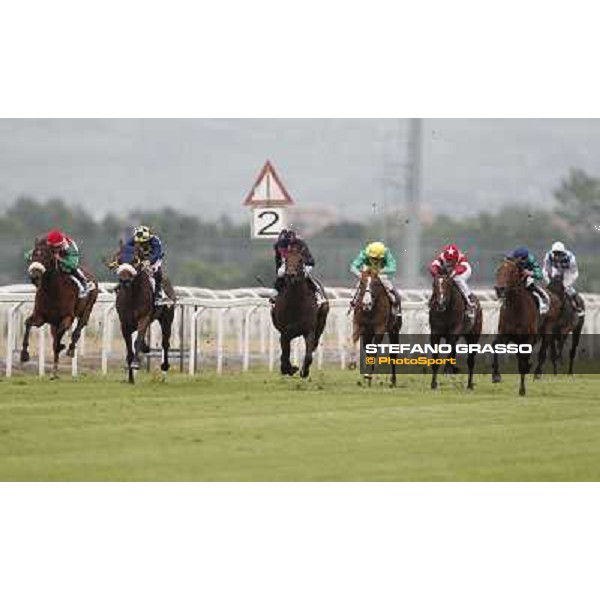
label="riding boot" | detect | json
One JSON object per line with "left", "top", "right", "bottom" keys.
{"left": 573, "top": 294, "right": 585, "bottom": 317}
{"left": 464, "top": 296, "right": 476, "bottom": 322}
{"left": 71, "top": 268, "right": 93, "bottom": 298}
{"left": 529, "top": 284, "right": 549, "bottom": 315}
{"left": 153, "top": 269, "right": 172, "bottom": 306}
{"left": 307, "top": 274, "right": 326, "bottom": 306}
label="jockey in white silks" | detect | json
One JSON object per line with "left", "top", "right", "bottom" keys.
{"left": 542, "top": 241, "right": 585, "bottom": 316}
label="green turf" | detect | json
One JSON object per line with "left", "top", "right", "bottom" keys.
{"left": 0, "top": 369, "right": 599, "bottom": 481}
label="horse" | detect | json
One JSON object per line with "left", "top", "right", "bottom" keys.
{"left": 429, "top": 273, "right": 483, "bottom": 390}
{"left": 547, "top": 272, "right": 585, "bottom": 375}
{"left": 108, "top": 242, "right": 175, "bottom": 384}
{"left": 20, "top": 237, "right": 98, "bottom": 378}
{"left": 352, "top": 268, "right": 402, "bottom": 387}
{"left": 492, "top": 258, "right": 559, "bottom": 396}
{"left": 271, "top": 244, "right": 329, "bottom": 378}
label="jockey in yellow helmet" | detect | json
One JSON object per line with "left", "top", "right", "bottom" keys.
{"left": 350, "top": 241, "right": 402, "bottom": 315}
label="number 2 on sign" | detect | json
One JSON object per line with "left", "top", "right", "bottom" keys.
{"left": 252, "top": 207, "right": 286, "bottom": 239}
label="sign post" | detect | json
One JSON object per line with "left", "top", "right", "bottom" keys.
{"left": 243, "top": 161, "right": 295, "bottom": 239}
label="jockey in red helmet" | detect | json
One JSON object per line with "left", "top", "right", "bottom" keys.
{"left": 44, "top": 229, "right": 95, "bottom": 297}
{"left": 429, "top": 244, "right": 475, "bottom": 321}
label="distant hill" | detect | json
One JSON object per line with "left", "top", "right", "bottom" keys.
{"left": 1, "top": 118, "right": 600, "bottom": 221}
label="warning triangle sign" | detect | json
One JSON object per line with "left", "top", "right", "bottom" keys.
{"left": 243, "top": 161, "right": 295, "bottom": 206}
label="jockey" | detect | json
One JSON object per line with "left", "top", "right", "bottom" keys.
{"left": 511, "top": 246, "right": 550, "bottom": 315}
{"left": 350, "top": 241, "right": 402, "bottom": 316}
{"left": 45, "top": 229, "right": 95, "bottom": 298}
{"left": 542, "top": 241, "right": 584, "bottom": 316}
{"left": 122, "top": 225, "right": 172, "bottom": 306}
{"left": 273, "top": 229, "right": 326, "bottom": 306}
{"left": 429, "top": 244, "right": 476, "bottom": 321}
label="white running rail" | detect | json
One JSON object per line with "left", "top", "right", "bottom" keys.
{"left": 2, "top": 284, "right": 600, "bottom": 378}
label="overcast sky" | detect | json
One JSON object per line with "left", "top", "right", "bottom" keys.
{"left": 1, "top": 118, "right": 599, "bottom": 221}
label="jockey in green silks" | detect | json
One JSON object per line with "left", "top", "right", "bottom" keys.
{"left": 350, "top": 241, "right": 402, "bottom": 316}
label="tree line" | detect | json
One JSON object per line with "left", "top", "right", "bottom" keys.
{"left": 0, "top": 169, "right": 598, "bottom": 291}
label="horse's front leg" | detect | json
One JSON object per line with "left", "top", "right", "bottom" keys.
{"left": 21, "top": 313, "right": 43, "bottom": 363}
{"left": 491, "top": 334, "right": 504, "bottom": 383}
{"left": 568, "top": 320, "right": 584, "bottom": 375}
{"left": 300, "top": 330, "right": 316, "bottom": 379}
{"left": 444, "top": 334, "right": 459, "bottom": 375}
{"left": 280, "top": 334, "right": 297, "bottom": 376}
{"left": 51, "top": 316, "right": 73, "bottom": 378}
{"left": 466, "top": 349, "right": 476, "bottom": 390}
{"left": 534, "top": 334, "right": 550, "bottom": 379}
{"left": 430, "top": 333, "right": 441, "bottom": 390}
{"left": 159, "top": 310, "right": 174, "bottom": 373}
{"left": 518, "top": 350, "right": 530, "bottom": 396}
{"left": 121, "top": 323, "right": 136, "bottom": 383}
{"left": 133, "top": 316, "right": 152, "bottom": 370}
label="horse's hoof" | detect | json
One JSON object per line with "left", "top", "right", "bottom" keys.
{"left": 492, "top": 374, "right": 502, "bottom": 384}
{"left": 141, "top": 342, "right": 151, "bottom": 354}
{"left": 431, "top": 381, "right": 438, "bottom": 390}
{"left": 66, "top": 347, "right": 75, "bottom": 358}
{"left": 57, "top": 344, "right": 66, "bottom": 353}
{"left": 466, "top": 384, "right": 474, "bottom": 391}
{"left": 519, "top": 388, "right": 526, "bottom": 397}
{"left": 131, "top": 361, "right": 140, "bottom": 371}
{"left": 533, "top": 373, "right": 542, "bottom": 380}
{"left": 161, "top": 363, "right": 170, "bottom": 372}
{"left": 299, "top": 370, "right": 309, "bottom": 379}
{"left": 347, "top": 361, "right": 357, "bottom": 371}
{"left": 20, "top": 350, "right": 30, "bottom": 363}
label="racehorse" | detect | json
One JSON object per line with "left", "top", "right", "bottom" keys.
{"left": 271, "top": 244, "right": 329, "bottom": 378}
{"left": 429, "top": 273, "right": 483, "bottom": 390}
{"left": 492, "top": 258, "right": 559, "bottom": 395}
{"left": 20, "top": 238, "right": 98, "bottom": 377}
{"left": 547, "top": 272, "right": 585, "bottom": 375}
{"left": 352, "top": 268, "right": 402, "bottom": 387}
{"left": 109, "top": 242, "right": 175, "bottom": 384}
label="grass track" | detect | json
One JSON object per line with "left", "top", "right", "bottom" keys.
{"left": 0, "top": 370, "right": 599, "bottom": 481}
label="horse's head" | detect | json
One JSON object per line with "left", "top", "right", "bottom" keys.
{"left": 430, "top": 273, "right": 453, "bottom": 312}
{"left": 27, "top": 238, "right": 57, "bottom": 286}
{"left": 358, "top": 268, "right": 380, "bottom": 312}
{"left": 106, "top": 240, "right": 140, "bottom": 287}
{"left": 284, "top": 244, "right": 305, "bottom": 286}
{"left": 548, "top": 271, "right": 565, "bottom": 296}
{"left": 495, "top": 258, "right": 522, "bottom": 299}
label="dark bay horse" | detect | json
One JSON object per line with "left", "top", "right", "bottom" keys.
{"left": 109, "top": 244, "right": 175, "bottom": 384}
{"left": 271, "top": 244, "right": 329, "bottom": 378}
{"left": 429, "top": 273, "right": 482, "bottom": 390}
{"left": 20, "top": 238, "right": 98, "bottom": 377}
{"left": 547, "top": 273, "right": 585, "bottom": 375}
{"left": 492, "top": 258, "right": 560, "bottom": 395}
{"left": 352, "top": 268, "right": 402, "bottom": 387}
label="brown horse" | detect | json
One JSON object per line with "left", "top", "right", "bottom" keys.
{"left": 352, "top": 268, "right": 402, "bottom": 387}
{"left": 109, "top": 243, "right": 175, "bottom": 384}
{"left": 492, "top": 258, "right": 559, "bottom": 395}
{"left": 429, "top": 273, "right": 483, "bottom": 390}
{"left": 547, "top": 273, "right": 585, "bottom": 375}
{"left": 20, "top": 238, "right": 98, "bottom": 377}
{"left": 271, "top": 244, "right": 329, "bottom": 378}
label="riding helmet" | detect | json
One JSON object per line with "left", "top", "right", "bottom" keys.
{"left": 47, "top": 230, "right": 65, "bottom": 247}
{"left": 366, "top": 242, "right": 386, "bottom": 259}
{"left": 134, "top": 225, "right": 152, "bottom": 243}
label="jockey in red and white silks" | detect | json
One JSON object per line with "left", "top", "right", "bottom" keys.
{"left": 429, "top": 244, "right": 475, "bottom": 319}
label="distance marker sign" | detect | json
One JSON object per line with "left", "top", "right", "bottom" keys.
{"left": 244, "top": 161, "right": 294, "bottom": 239}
